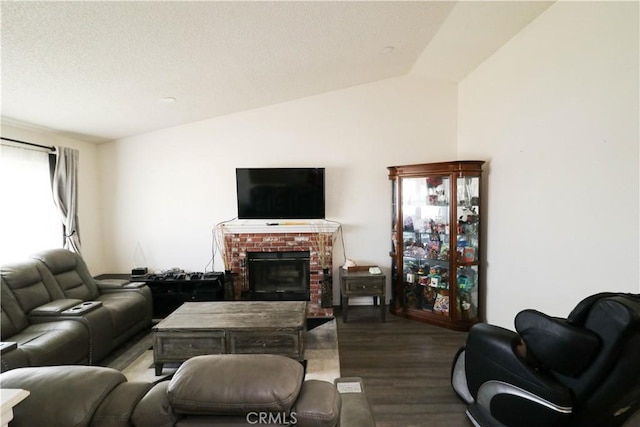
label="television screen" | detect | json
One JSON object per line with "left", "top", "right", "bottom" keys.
{"left": 236, "top": 168, "right": 325, "bottom": 220}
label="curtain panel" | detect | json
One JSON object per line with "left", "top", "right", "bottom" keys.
{"left": 52, "top": 146, "right": 81, "bottom": 254}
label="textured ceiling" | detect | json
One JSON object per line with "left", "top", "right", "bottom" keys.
{"left": 1, "top": 1, "right": 552, "bottom": 144}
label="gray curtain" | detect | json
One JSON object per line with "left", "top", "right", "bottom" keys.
{"left": 52, "top": 146, "right": 81, "bottom": 254}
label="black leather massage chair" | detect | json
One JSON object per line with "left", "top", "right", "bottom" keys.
{"left": 451, "top": 292, "right": 640, "bottom": 427}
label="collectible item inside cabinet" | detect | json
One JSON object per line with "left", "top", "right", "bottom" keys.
{"left": 388, "top": 161, "right": 484, "bottom": 331}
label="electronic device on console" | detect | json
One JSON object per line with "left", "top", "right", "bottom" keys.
{"left": 141, "top": 269, "right": 223, "bottom": 282}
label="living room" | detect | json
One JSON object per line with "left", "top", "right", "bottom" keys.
{"left": 3, "top": 1, "right": 637, "bottom": 328}
{"left": 1, "top": 1, "right": 639, "bottom": 426}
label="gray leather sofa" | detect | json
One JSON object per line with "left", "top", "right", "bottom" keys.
{"left": 0, "top": 353, "right": 376, "bottom": 427}
{"left": 1, "top": 249, "right": 152, "bottom": 371}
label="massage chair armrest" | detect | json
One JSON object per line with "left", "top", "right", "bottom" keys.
{"left": 28, "top": 299, "right": 83, "bottom": 316}
{"left": 334, "top": 377, "right": 376, "bottom": 427}
{"left": 465, "top": 323, "right": 572, "bottom": 408}
{"left": 515, "top": 309, "right": 600, "bottom": 376}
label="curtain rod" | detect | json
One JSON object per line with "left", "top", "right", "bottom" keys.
{"left": 1, "top": 136, "right": 55, "bottom": 152}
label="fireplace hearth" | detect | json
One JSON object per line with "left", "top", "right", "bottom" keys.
{"left": 248, "top": 251, "right": 310, "bottom": 301}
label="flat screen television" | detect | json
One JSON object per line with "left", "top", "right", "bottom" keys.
{"left": 236, "top": 168, "right": 325, "bottom": 220}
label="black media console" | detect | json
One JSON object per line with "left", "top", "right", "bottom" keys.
{"left": 96, "top": 272, "right": 225, "bottom": 319}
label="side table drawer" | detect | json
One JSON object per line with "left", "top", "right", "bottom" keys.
{"left": 229, "top": 331, "right": 303, "bottom": 360}
{"left": 344, "top": 279, "right": 384, "bottom": 294}
{"left": 154, "top": 331, "right": 226, "bottom": 361}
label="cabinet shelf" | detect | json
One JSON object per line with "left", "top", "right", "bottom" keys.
{"left": 388, "top": 160, "right": 485, "bottom": 331}
{"left": 457, "top": 261, "right": 480, "bottom": 267}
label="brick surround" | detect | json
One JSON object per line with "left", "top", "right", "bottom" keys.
{"left": 225, "top": 232, "right": 334, "bottom": 317}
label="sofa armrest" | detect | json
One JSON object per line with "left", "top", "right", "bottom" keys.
{"left": 0, "top": 366, "right": 127, "bottom": 427}
{"left": 98, "top": 280, "right": 147, "bottom": 292}
{"left": 0, "top": 345, "right": 29, "bottom": 372}
{"left": 292, "top": 380, "right": 341, "bottom": 427}
{"left": 131, "top": 381, "right": 181, "bottom": 427}
{"left": 60, "top": 301, "right": 103, "bottom": 315}
{"left": 92, "top": 381, "right": 154, "bottom": 427}
{"left": 334, "top": 377, "right": 375, "bottom": 427}
{"left": 0, "top": 342, "right": 17, "bottom": 354}
{"left": 124, "top": 282, "right": 146, "bottom": 289}
{"left": 97, "top": 279, "right": 135, "bottom": 289}
{"left": 29, "top": 299, "right": 83, "bottom": 316}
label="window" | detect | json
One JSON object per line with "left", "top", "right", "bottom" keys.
{"left": 0, "top": 144, "right": 61, "bottom": 263}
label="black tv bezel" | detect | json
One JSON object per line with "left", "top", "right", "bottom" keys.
{"left": 235, "top": 167, "right": 326, "bottom": 220}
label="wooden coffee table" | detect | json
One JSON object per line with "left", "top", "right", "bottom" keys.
{"left": 152, "top": 301, "right": 306, "bottom": 375}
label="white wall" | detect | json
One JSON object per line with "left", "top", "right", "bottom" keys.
{"left": 0, "top": 123, "right": 105, "bottom": 271}
{"left": 457, "top": 2, "right": 639, "bottom": 328}
{"left": 98, "top": 75, "right": 458, "bottom": 303}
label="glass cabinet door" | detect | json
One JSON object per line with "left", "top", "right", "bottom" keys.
{"left": 456, "top": 176, "right": 480, "bottom": 320}
{"left": 390, "top": 178, "right": 398, "bottom": 307}
{"left": 401, "top": 176, "right": 451, "bottom": 315}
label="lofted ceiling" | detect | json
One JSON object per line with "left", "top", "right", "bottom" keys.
{"left": 1, "top": 1, "right": 553, "bottom": 144}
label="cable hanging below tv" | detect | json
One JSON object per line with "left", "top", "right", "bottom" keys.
{"left": 235, "top": 167, "right": 325, "bottom": 220}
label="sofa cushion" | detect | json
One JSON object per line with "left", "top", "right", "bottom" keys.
{"left": 10, "top": 320, "right": 89, "bottom": 366}
{"left": 96, "top": 292, "right": 147, "bottom": 336}
{"left": 1, "top": 259, "right": 65, "bottom": 314}
{"left": 1, "top": 300, "right": 25, "bottom": 340}
{"left": 33, "top": 248, "right": 100, "bottom": 300}
{"left": 0, "top": 366, "right": 127, "bottom": 427}
{"left": 168, "top": 354, "right": 304, "bottom": 415}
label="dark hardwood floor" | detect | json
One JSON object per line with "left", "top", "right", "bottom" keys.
{"left": 335, "top": 305, "right": 472, "bottom": 427}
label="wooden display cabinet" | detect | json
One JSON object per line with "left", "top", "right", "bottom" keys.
{"left": 388, "top": 161, "right": 485, "bottom": 331}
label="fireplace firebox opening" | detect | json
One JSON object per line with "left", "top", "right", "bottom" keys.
{"left": 247, "top": 251, "right": 310, "bottom": 301}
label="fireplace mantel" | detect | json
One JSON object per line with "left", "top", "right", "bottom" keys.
{"left": 221, "top": 219, "right": 340, "bottom": 234}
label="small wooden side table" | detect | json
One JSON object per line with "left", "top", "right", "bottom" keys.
{"left": 340, "top": 267, "right": 386, "bottom": 322}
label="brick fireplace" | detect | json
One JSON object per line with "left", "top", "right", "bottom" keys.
{"left": 222, "top": 222, "right": 337, "bottom": 318}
